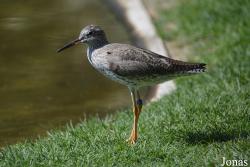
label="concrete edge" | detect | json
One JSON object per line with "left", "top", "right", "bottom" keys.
{"left": 106, "top": 0, "right": 176, "bottom": 102}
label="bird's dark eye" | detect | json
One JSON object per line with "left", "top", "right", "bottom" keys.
{"left": 87, "top": 31, "right": 94, "bottom": 36}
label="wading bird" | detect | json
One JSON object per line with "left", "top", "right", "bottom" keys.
{"left": 57, "top": 25, "right": 206, "bottom": 144}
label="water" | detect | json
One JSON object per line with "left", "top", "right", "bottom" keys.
{"left": 0, "top": 0, "right": 131, "bottom": 147}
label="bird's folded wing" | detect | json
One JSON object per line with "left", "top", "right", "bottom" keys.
{"left": 105, "top": 45, "right": 170, "bottom": 77}
{"left": 105, "top": 44, "right": 205, "bottom": 77}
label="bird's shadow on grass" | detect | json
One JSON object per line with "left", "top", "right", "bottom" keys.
{"left": 184, "top": 130, "right": 249, "bottom": 145}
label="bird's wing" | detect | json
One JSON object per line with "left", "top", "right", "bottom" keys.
{"left": 104, "top": 44, "right": 205, "bottom": 77}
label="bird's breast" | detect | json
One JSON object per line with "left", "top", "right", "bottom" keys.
{"left": 87, "top": 51, "right": 128, "bottom": 85}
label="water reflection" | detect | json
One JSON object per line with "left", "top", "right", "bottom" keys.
{"left": 0, "top": 0, "right": 130, "bottom": 146}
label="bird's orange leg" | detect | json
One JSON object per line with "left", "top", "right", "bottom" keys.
{"left": 127, "top": 90, "right": 143, "bottom": 144}
{"left": 128, "top": 106, "right": 139, "bottom": 144}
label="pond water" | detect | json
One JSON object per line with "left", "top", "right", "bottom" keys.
{"left": 0, "top": 0, "right": 131, "bottom": 147}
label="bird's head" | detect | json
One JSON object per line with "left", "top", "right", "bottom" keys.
{"left": 57, "top": 25, "right": 107, "bottom": 53}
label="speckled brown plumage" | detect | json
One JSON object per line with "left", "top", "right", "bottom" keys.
{"left": 90, "top": 43, "right": 206, "bottom": 88}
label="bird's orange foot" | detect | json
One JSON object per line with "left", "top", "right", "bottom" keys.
{"left": 126, "top": 130, "right": 137, "bottom": 144}
{"left": 126, "top": 137, "right": 137, "bottom": 144}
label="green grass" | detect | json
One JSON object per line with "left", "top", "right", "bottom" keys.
{"left": 1, "top": 0, "right": 250, "bottom": 166}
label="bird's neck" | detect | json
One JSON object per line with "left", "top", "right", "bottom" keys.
{"left": 88, "top": 38, "right": 109, "bottom": 54}
{"left": 87, "top": 38, "right": 109, "bottom": 63}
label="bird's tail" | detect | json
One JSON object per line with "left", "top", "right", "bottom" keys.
{"left": 170, "top": 60, "right": 206, "bottom": 75}
{"left": 185, "top": 63, "right": 206, "bottom": 74}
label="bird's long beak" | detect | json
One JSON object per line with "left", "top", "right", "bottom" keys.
{"left": 57, "top": 38, "right": 81, "bottom": 53}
